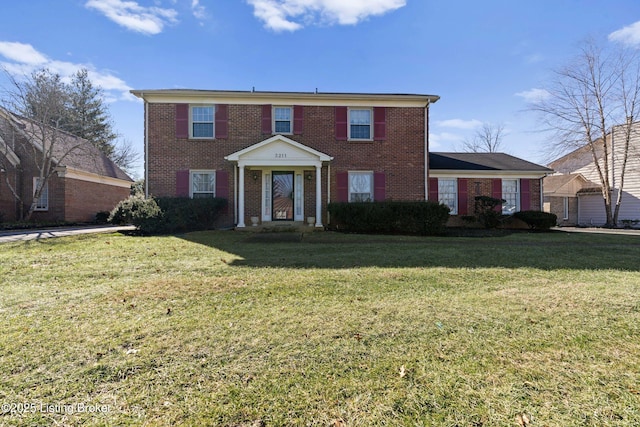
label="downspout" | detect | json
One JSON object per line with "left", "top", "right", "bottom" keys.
{"left": 424, "top": 100, "right": 430, "bottom": 200}
{"left": 326, "top": 163, "right": 331, "bottom": 225}
{"left": 143, "top": 94, "right": 149, "bottom": 198}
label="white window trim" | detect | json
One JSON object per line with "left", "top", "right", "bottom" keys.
{"left": 348, "top": 171, "right": 374, "bottom": 202}
{"left": 502, "top": 179, "right": 520, "bottom": 214}
{"left": 438, "top": 178, "right": 458, "bottom": 215}
{"left": 273, "top": 106, "right": 293, "bottom": 135}
{"left": 33, "top": 177, "right": 48, "bottom": 211}
{"left": 348, "top": 108, "right": 373, "bottom": 141}
{"left": 189, "top": 170, "right": 216, "bottom": 198}
{"left": 189, "top": 104, "right": 215, "bottom": 139}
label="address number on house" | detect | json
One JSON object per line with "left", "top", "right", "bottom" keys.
{"left": 275, "top": 153, "right": 287, "bottom": 158}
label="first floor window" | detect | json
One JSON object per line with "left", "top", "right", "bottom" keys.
{"left": 349, "top": 171, "right": 373, "bottom": 202}
{"left": 438, "top": 178, "right": 457, "bottom": 214}
{"left": 502, "top": 179, "right": 519, "bottom": 214}
{"left": 33, "top": 177, "right": 48, "bottom": 211}
{"left": 191, "top": 171, "right": 216, "bottom": 198}
{"left": 274, "top": 106, "right": 292, "bottom": 134}
{"left": 191, "top": 105, "right": 214, "bottom": 138}
{"left": 563, "top": 197, "right": 569, "bottom": 220}
{"left": 349, "top": 109, "right": 372, "bottom": 140}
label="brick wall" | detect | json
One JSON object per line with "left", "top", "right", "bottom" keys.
{"left": 146, "top": 103, "right": 427, "bottom": 226}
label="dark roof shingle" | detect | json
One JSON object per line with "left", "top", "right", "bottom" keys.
{"left": 429, "top": 152, "right": 552, "bottom": 173}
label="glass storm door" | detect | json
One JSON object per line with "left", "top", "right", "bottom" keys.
{"left": 272, "top": 172, "right": 294, "bottom": 220}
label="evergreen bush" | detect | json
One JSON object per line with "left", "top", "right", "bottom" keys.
{"left": 513, "top": 210, "right": 558, "bottom": 230}
{"left": 327, "top": 201, "right": 450, "bottom": 235}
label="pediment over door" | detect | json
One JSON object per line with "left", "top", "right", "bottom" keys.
{"left": 224, "top": 135, "right": 333, "bottom": 167}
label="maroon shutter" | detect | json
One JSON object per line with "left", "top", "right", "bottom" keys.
{"left": 176, "top": 170, "right": 189, "bottom": 197}
{"left": 215, "top": 104, "right": 228, "bottom": 139}
{"left": 373, "top": 172, "right": 386, "bottom": 201}
{"left": 261, "top": 105, "right": 272, "bottom": 134}
{"left": 335, "top": 106, "right": 348, "bottom": 140}
{"left": 520, "top": 178, "right": 531, "bottom": 211}
{"left": 336, "top": 171, "right": 348, "bottom": 202}
{"left": 492, "top": 179, "right": 502, "bottom": 212}
{"left": 373, "top": 107, "right": 386, "bottom": 140}
{"left": 216, "top": 170, "right": 229, "bottom": 199}
{"left": 176, "top": 104, "right": 189, "bottom": 139}
{"left": 293, "top": 105, "right": 304, "bottom": 135}
{"left": 458, "top": 178, "right": 468, "bottom": 215}
{"left": 428, "top": 178, "right": 438, "bottom": 201}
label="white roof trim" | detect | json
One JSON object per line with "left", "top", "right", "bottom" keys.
{"left": 0, "top": 134, "right": 20, "bottom": 167}
{"left": 55, "top": 166, "right": 133, "bottom": 188}
{"left": 225, "top": 135, "right": 333, "bottom": 168}
{"left": 430, "top": 170, "right": 548, "bottom": 179}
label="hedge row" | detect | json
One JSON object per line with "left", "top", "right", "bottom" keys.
{"left": 109, "top": 196, "right": 227, "bottom": 234}
{"left": 327, "top": 201, "right": 450, "bottom": 235}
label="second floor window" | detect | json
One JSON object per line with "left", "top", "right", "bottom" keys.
{"left": 191, "top": 106, "right": 214, "bottom": 138}
{"left": 274, "top": 107, "right": 292, "bottom": 134}
{"left": 349, "top": 109, "right": 372, "bottom": 140}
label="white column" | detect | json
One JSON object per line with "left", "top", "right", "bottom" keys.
{"left": 315, "top": 164, "right": 323, "bottom": 227}
{"left": 237, "top": 165, "right": 246, "bottom": 228}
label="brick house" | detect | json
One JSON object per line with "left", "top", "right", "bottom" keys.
{"left": 131, "top": 89, "right": 550, "bottom": 228}
{"left": 428, "top": 152, "right": 552, "bottom": 226}
{"left": 0, "top": 109, "right": 133, "bottom": 222}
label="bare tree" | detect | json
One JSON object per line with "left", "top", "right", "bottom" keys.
{"left": 0, "top": 69, "right": 90, "bottom": 220}
{"left": 461, "top": 122, "right": 505, "bottom": 153}
{"left": 531, "top": 39, "right": 640, "bottom": 226}
{"left": 111, "top": 137, "right": 141, "bottom": 176}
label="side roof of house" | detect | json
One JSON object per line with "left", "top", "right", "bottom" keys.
{"left": 0, "top": 109, "right": 132, "bottom": 182}
{"left": 543, "top": 173, "right": 600, "bottom": 195}
{"left": 429, "top": 152, "right": 553, "bottom": 173}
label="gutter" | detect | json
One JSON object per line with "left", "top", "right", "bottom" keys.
{"left": 424, "top": 100, "right": 430, "bottom": 201}
{"left": 143, "top": 93, "right": 149, "bottom": 197}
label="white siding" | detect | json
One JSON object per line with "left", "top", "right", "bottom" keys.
{"left": 579, "top": 194, "right": 607, "bottom": 226}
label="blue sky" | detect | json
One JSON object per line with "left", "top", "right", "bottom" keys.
{"left": 2, "top": 0, "right": 640, "bottom": 179}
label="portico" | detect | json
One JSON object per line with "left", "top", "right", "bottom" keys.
{"left": 224, "top": 135, "right": 333, "bottom": 228}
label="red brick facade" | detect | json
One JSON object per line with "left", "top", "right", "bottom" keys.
{"left": 144, "top": 96, "right": 432, "bottom": 227}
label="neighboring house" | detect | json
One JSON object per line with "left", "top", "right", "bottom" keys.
{"left": 0, "top": 109, "right": 133, "bottom": 222}
{"left": 545, "top": 120, "right": 640, "bottom": 226}
{"left": 542, "top": 174, "right": 600, "bottom": 226}
{"left": 428, "top": 152, "right": 552, "bottom": 225}
{"left": 131, "top": 89, "right": 439, "bottom": 228}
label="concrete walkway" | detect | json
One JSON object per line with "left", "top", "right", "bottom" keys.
{"left": 0, "top": 225, "right": 136, "bottom": 244}
{"left": 554, "top": 226, "right": 640, "bottom": 236}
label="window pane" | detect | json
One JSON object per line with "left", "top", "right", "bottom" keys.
{"left": 350, "top": 110, "right": 371, "bottom": 125}
{"left": 193, "top": 123, "right": 213, "bottom": 138}
{"left": 274, "top": 107, "right": 291, "bottom": 120}
{"left": 502, "top": 179, "right": 518, "bottom": 214}
{"left": 192, "top": 106, "right": 213, "bottom": 122}
{"left": 350, "top": 125, "right": 370, "bottom": 139}
{"left": 275, "top": 121, "right": 291, "bottom": 133}
{"left": 192, "top": 172, "right": 215, "bottom": 197}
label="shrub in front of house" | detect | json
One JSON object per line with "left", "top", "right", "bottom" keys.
{"left": 473, "top": 196, "right": 505, "bottom": 229}
{"left": 513, "top": 210, "right": 558, "bottom": 230}
{"left": 155, "top": 197, "right": 227, "bottom": 233}
{"left": 109, "top": 196, "right": 227, "bottom": 234}
{"left": 327, "top": 201, "right": 450, "bottom": 235}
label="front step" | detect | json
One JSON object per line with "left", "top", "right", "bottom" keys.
{"left": 235, "top": 221, "right": 321, "bottom": 233}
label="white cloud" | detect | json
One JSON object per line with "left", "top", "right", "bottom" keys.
{"left": 191, "top": 0, "right": 207, "bottom": 20}
{"left": 608, "top": 20, "right": 640, "bottom": 47}
{"left": 247, "top": 0, "right": 406, "bottom": 32}
{"left": 85, "top": 0, "right": 178, "bottom": 35}
{"left": 435, "top": 119, "right": 482, "bottom": 130}
{"left": 515, "top": 88, "right": 551, "bottom": 103}
{"left": 0, "top": 41, "right": 134, "bottom": 102}
{"left": 0, "top": 41, "right": 48, "bottom": 65}
{"left": 429, "top": 132, "right": 464, "bottom": 149}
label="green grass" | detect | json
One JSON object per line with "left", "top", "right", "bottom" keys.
{"left": 0, "top": 230, "right": 639, "bottom": 426}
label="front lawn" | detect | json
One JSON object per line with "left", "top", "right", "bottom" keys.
{"left": 0, "top": 231, "right": 638, "bottom": 426}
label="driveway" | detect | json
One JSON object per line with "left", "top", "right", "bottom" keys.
{"left": 554, "top": 226, "right": 640, "bottom": 236}
{"left": 0, "top": 225, "right": 136, "bottom": 244}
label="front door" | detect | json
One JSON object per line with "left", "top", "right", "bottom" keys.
{"left": 272, "top": 171, "right": 294, "bottom": 220}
